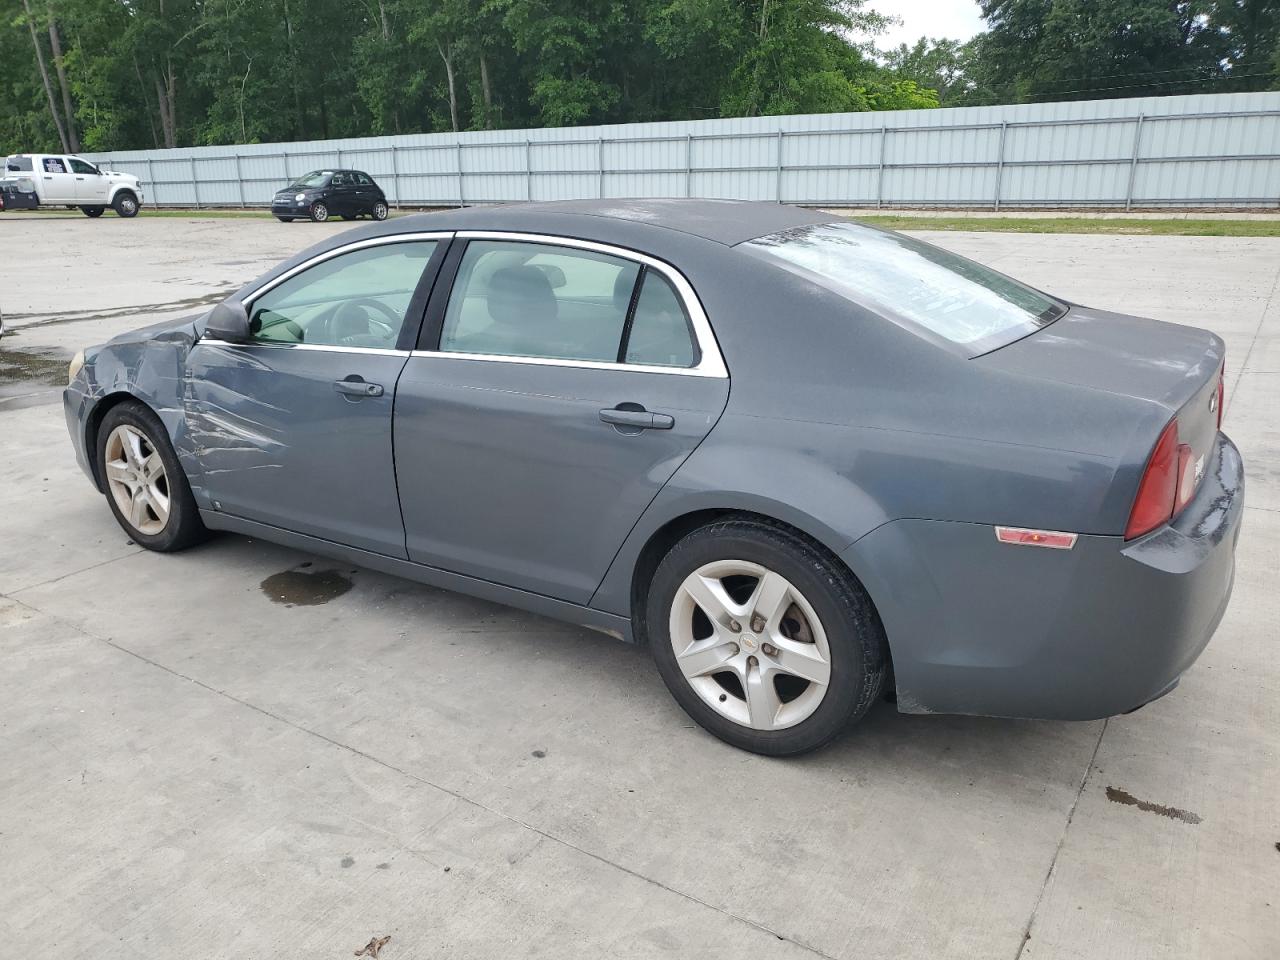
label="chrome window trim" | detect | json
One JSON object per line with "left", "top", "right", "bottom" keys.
{"left": 197, "top": 339, "right": 407, "bottom": 357}
{"left": 420, "top": 230, "right": 728, "bottom": 379}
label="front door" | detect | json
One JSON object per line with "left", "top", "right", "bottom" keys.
{"left": 395, "top": 235, "right": 730, "bottom": 604}
{"left": 184, "top": 235, "right": 447, "bottom": 557}
{"left": 69, "top": 157, "right": 110, "bottom": 203}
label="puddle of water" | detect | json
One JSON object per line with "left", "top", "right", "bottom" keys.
{"left": 0, "top": 344, "right": 70, "bottom": 387}
{"left": 1105, "top": 786, "right": 1202, "bottom": 824}
{"left": 259, "top": 567, "right": 353, "bottom": 606}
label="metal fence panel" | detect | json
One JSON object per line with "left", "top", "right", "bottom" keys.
{"left": 88, "top": 91, "right": 1280, "bottom": 209}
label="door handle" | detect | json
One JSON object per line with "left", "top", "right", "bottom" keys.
{"left": 599, "top": 406, "right": 674, "bottom": 430}
{"left": 334, "top": 377, "right": 384, "bottom": 398}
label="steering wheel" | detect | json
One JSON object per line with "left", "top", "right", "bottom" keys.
{"left": 330, "top": 297, "right": 400, "bottom": 346}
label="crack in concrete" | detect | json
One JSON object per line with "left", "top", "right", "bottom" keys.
{"left": 1012, "top": 717, "right": 1109, "bottom": 960}
{"left": 1229, "top": 253, "right": 1280, "bottom": 405}
{"left": 2, "top": 591, "right": 838, "bottom": 960}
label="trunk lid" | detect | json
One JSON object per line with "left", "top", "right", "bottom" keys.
{"left": 981, "top": 305, "right": 1225, "bottom": 519}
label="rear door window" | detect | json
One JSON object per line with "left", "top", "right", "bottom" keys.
{"left": 440, "top": 240, "right": 640, "bottom": 363}
{"left": 625, "top": 271, "right": 698, "bottom": 368}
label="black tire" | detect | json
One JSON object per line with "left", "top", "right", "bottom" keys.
{"left": 276, "top": 216, "right": 295, "bottom": 223}
{"left": 112, "top": 191, "right": 140, "bottom": 217}
{"left": 81, "top": 205, "right": 106, "bottom": 218}
{"left": 645, "top": 518, "right": 888, "bottom": 756}
{"left": 309, "top": 201, "right": 329, "bottom": 222}
{"left": 371, "top": 200, "right": 389, "bottom": 221}
{"left": 96, "top": 401, "right": 208, "bottom": 552}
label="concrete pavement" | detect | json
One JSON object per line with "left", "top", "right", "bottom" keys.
{"left": 1, "top": 215, "right": 1277, "bottom": 959}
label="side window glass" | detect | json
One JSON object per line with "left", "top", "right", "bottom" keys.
{"left": 247, "top": 241, "right": 437, "bottom": 348}
{"left": 44, "top": 157, "right": 67, "bottom": 173}
{"left": 357, "top": 173, "right": 373, "bottom": 185}
{"left": 625, "top": 271, "right": 698, "bottom": 368}
{"left": 331, "top": 172, "right": 347, "bottom": 187}
{"left": 440, "top": 240, "right": 639, "bottom": 363}
{"left": 68, "top": 158, "right": 97, "bottom": 174}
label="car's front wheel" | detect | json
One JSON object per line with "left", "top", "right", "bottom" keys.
{"left": 646, "top": 518, "right": 888, "bottom": 755}
{"left": 112, "top": 192, "right": 139, "bottom": 217}
{"left": 97, "top": 402, "right": 207, "bottom": 551}
{"left": 309, "top": 201, "right": 329, "bottom": 222}
{"left": 371, "top": 200, "right": 389, "bottom": 221}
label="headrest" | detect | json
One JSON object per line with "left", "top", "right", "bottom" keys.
{"left": 488, "top": 265, "right": 557, "bottom": 325}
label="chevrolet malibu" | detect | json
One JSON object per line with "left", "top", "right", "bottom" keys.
{"left": 63, "top": 200, "right": 1243, "bottom": 755}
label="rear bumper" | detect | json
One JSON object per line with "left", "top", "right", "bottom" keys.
{"left": 846, "top": 432, "right": 1244, "bottom": 720}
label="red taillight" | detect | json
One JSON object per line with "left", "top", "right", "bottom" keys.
{"left": 1125, "top": 420, "right": 1180, "bottom": 540}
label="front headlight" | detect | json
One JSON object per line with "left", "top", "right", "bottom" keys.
{"left": 295, "top": 193, "right": 306, "bottom": 202}
{"left": 68, "top": 349, "right": 85, "bottom": 384}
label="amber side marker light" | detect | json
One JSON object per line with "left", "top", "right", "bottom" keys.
{"left": 994, "top": 526, "right": 1078, "bottom": 550}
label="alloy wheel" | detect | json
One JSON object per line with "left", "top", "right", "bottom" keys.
{"left": 104, "top": 424, "right": 170, "bottom": 535}
{"left": 312, "top": 202, "right": 329, "bottom": 222}
{"left": 668, "top": 560, "right": 832, "bottom": 730}
{"left": 373, "top": 201, "right": 388, "bottom": 221}
{"left": 119, "top": 197, "right": 137, "bottom": 215}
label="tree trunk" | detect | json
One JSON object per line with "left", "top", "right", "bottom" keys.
{"left": 378, "top": 0, "right": 390, "bottom": 42}
{"left": 46, "top": 8, "right": 80, "bottom": 153}
{"left": 479, "top": 51, "right": 493, "bottom": 128}
{"left": 133, "top": 54, "right": 160, "bottom": 149}
{"left": 439, "top": 42, "right": 459, "bottom": 132}
{"left": 21, "top": 0, "right": 69, "bottom": 152}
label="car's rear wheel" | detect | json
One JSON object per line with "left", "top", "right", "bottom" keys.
{"left": 81, "top": 205, "right": 105, "bottom": 218}
{"left": 97, "top": 402, "right": 207, "bottom": 552}
{"left": 372, "top": 201, "right": 389, "bottom": 221}
{"left": 310, "top": 202, "right": 329, "bottom": 222}
{"left": 646, "top": 518, "right": 887, "bottom": 755}
{"left": 112, "top": 192, "right": 139, "bottom": 218}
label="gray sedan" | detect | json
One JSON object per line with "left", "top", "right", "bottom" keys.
{"left": 63, "top": 200, "right": 1243, "bottom": 755}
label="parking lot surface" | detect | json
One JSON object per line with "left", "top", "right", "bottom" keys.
{"left": 2, "top": 214, "right": 1277, "bottom": 959}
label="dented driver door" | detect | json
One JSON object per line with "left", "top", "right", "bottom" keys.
{"left": 183, "top": 235, "right": 448, "bottom": 558}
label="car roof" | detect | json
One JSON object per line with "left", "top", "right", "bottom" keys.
{"left": 390, "top": 199, "right": 834, "bottom": 246}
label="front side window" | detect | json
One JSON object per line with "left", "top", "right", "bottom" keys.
{"left": 440, "top": 240, "right": 641, "bottom": 363}
{"left": 745, "top": 222, "right": 1066, "bottom": 354}
{"left": 331, "top": 172, "right": 349, "bottom": 187}
{"left": 68, "top": 158, "right": 98, "bottom": 175}
{"left": 247, "top": 241, "right": 437, "bottom": 348}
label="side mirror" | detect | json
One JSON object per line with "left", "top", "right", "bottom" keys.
{"left": 205, "top": 300, "right": 251, "bottom": 343}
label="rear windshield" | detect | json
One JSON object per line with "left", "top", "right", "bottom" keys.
{"left": 744, "top": 222, "right": 1066, "bottom": 354}
{"left": 5, "top": 155, "right": 33, "bottom": 172}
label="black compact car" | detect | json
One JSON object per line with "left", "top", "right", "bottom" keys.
{"left": 271, "top": 169, "right": 389, "bottom": 223}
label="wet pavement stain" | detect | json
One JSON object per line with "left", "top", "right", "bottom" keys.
{"left": 1105, "top": 786, "right": 1203, "bottom": 824}
{"left": 0, "top": 345, "right": 70, "bottom": 387}
{"left": 259, "top": 567, "right": 353, "bottom": 607}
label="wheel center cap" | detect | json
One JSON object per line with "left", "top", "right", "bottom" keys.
{"left": 741, "top": 634, "right": 758, "bottom": 651}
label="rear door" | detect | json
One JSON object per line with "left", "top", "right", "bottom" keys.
{"left": 37, "top": 156, "right": 77, "bottom": 202}
{"left": 394, "top": 233, "right": 730, "bottom": 604}
{"left": 185, "top": 233, "right": 449, "bottom": 557}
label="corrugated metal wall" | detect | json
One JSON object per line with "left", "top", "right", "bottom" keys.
{"left": 87, "top": 91, "right": 1280, "bottom": 210}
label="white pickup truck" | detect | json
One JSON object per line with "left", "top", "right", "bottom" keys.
{"left": 1, "top": 153, "right": 144, "bottom": 217}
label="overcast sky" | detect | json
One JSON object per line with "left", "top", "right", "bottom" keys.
{"left": 855, "top": 0, "right": 987, "bottom": 51}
